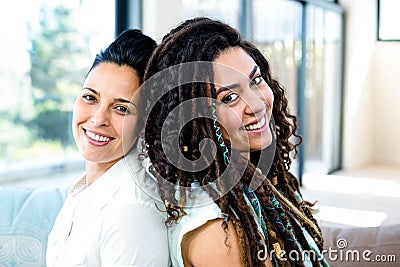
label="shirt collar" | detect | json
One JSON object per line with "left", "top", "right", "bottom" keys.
{"left": 69, "top": 149, "right": 143, "bottom": 203}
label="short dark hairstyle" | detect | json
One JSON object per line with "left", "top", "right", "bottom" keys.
{"left": 89, "top": 29, "right": 156, "bottom": 83}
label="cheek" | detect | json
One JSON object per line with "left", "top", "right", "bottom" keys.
{"left": 72, "top": 100, "right": 85, "bottom": 128}
{"left": 216, "top": 107, "right": 242, "bottom": 133}
{"left": 263, "top": 87, "right": 274, "bottom": 109}
{"left": 121, "top": 116, "right": 139, "bottom": 142}
{"left": 72, "top": 101, "right": 87, "bottom": 143}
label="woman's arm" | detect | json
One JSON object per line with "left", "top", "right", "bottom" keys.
{"left": 181, "top": 218, "right": 244, "bottom": 267}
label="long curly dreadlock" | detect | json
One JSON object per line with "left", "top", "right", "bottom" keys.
{"left": 143, "top": 17, "right": 325, "bottom": 267}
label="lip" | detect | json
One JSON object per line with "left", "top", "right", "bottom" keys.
{"left": 83, "top": 128, "right": 115, "bottom": 147}
{"left": 240, "top": 114, "right": 269, "bottom": 134}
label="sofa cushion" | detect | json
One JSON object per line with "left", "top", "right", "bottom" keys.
{"left": 320, "top": 222, "right": 400, "bottom": 267}
{"left": 0, "top": 186, "right": 69, "bottom": 266}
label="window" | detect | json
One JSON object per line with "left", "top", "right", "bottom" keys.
{"left": 252, "top": 0, "right": 302, "bottom": 116}
{"left": 251, "top": 0, "right": 344, "bottom": 180}
{"left": 377, "top": 0, "right": 400, "bottom": 41}
{"left": 0, "top": 0, "right": 115, "bottom": 184}
{"left": 304, "top": 6, "right": 343, "bottom": 174}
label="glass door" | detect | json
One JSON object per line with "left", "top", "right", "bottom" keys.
{"left": 304, "top": 5, "right": 343, "bottom": 174}
{"left": 251, "top": 0, "right": 344, "bottom": 179}
{"left": 252, "top": 0, "right": 303, "bottom": 176}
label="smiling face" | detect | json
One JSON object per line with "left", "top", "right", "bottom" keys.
{"left": 72, "top": 62, "right": 141, "bottom": 165}
{"left": 213, "top": 47, "right": 274, "bottom": 158}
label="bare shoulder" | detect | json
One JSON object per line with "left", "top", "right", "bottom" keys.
{"left": 181, "top": 218, "right": 244, "bottom": 267}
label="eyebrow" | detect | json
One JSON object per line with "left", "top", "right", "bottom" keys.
{"left": 83, "top": 87, "right": 135, "bottom": 105}
{"left": 215, "top": 65, "right": 259, "bottom": 96}
{"left": 248, "top": 65, "right": 259, "bottom": 80}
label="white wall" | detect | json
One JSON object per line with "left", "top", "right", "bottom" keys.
{"left": 142, "top": 0, "right": 183, "bottom": 42}
{"left": 372, "top": 43, "right": 400, "bottom": 165}
{"left": 340, "top": 0, "right": 400, "bottom": 168}
{"left": 340, "top": 0, "right": 376, "bottom": 169}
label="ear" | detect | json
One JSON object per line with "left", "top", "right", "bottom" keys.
{"left": 136, "top": 134, "right": 149, "bottom": 157}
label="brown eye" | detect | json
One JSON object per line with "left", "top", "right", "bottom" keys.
{"left": 251, "top": 75, "right": 264, "bottom": 87}
{"left": 115, "top": 105, "right": 130, "bottom": 115}
{"left": 82, "top": 94, "right": 97, "bottom": 102}
{"left": 222, "top": 92, "right": 239, "bottom": 104}
{"left": 115, "top": 104, "right": 137, "bottom": 115}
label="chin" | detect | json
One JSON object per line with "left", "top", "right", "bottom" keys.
{"left": 255, "top": 135, "right": 274, "bottom": 150}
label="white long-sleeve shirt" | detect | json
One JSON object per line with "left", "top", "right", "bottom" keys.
{"left": 46, "top": 149, "right": 170, "bottom": 267}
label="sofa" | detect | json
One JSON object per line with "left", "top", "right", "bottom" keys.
{"left": 1, "top": 185, "right": 399, "bottom": 267}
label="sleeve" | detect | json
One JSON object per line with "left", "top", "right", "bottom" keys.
{"left": 168, "top": 188, "right": 223, "bottom": 267}
{"left": 99, "top": 201, "right": 170, "bottom": 267}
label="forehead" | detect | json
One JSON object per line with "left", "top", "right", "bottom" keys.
{"left": 212, "top": 47, "right": 257, "bottom": 85}
{"left": 84, "top": 63, "right": 140, "bottom": 97}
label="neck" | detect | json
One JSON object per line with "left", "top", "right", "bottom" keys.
{"left": 85, "top": 158, "right": 120, "bottom": 186}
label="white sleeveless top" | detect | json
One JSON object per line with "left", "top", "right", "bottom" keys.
{"left": 167, "top": 185, "right": 329, "bottom": 267}
{"left": 168, "top": 186, "right": 223, "bottom": 267}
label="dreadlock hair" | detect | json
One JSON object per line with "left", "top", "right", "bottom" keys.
{"left": 143, "top": 17, "right": 324, "bottom": 267}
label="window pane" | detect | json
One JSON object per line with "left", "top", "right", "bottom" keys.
{"left": 252, "top": 0, "right": 302, "bottom": 175}
{"left": 252, "top": 0, "right": 302, "bottom": 115}
{"left": 0, "top": 0, "right": 115, "bottom": 184}
{"left": 378, "top": 0, "right": 400, "bottom": 40}
{"left": 304, "top": 6, "right": 343, "bottom": 173}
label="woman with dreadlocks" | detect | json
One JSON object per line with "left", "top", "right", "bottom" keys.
{"left": 142, "top": 17, "right": 329, "bottom": 267}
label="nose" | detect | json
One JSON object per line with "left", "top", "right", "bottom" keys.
{"left": 243, "top": 89, "right": 266, "bottom": 116}
{"left": 90, "top": 106, "right": 110, "bottom": 127}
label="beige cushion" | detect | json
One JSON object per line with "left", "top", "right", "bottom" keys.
{"left": 320, "top": 222, "right": 399, "bottom": 266}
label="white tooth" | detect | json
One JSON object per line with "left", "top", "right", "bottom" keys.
{"left": 86, "top": 130, "right": 110, "bottom": 142}
{"left": 257, "top": 122, "right": 261, "bottom": 129}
